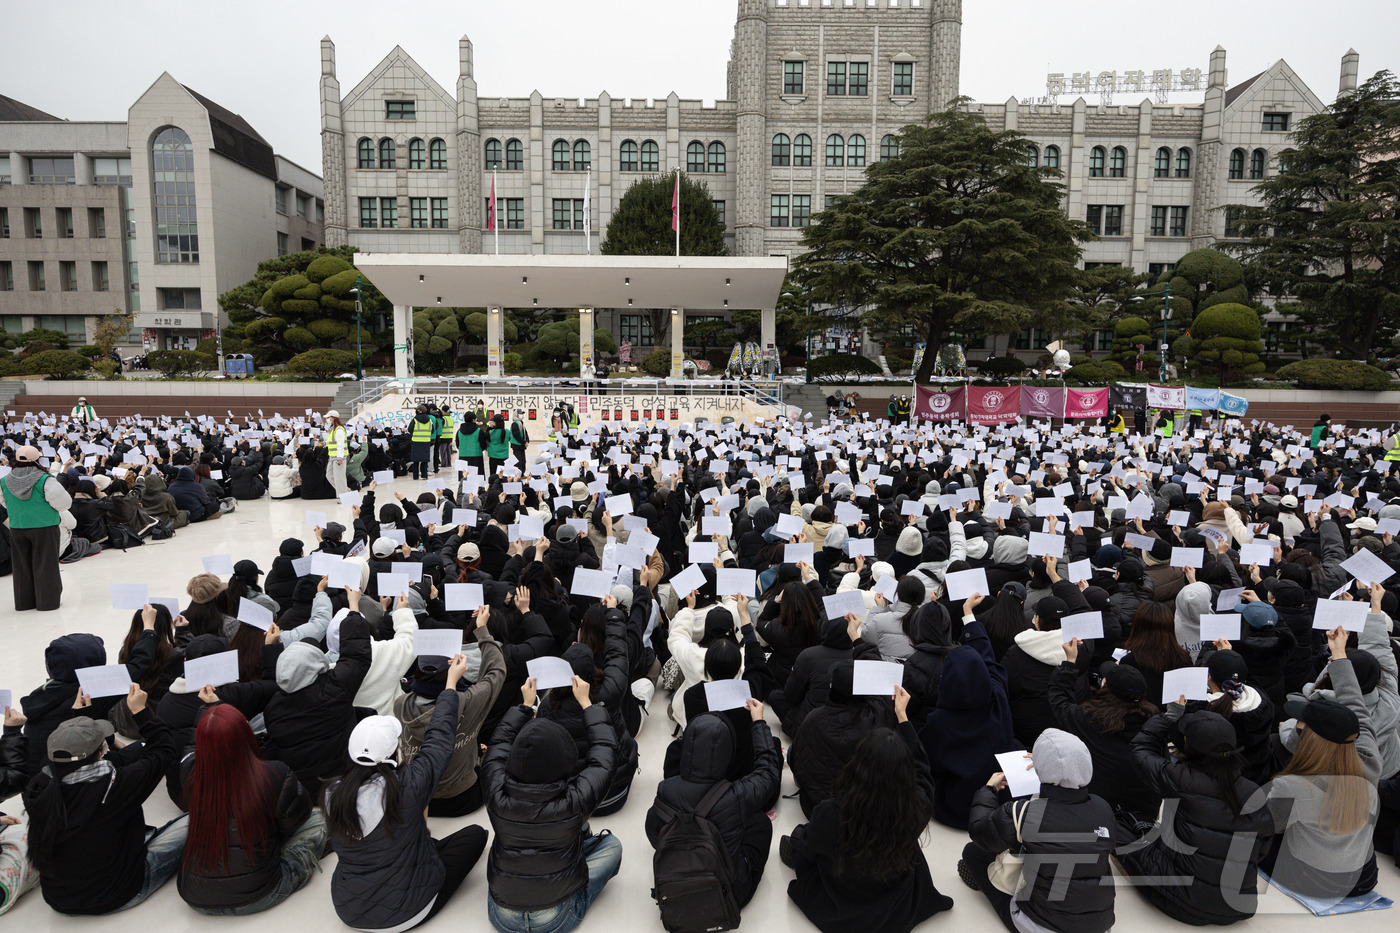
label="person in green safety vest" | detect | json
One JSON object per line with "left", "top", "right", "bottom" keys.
{"left": 409, "top": 405, "right": 435, "bottom": 480}
{"left": 485, "top": 413, "right": 511, "bottom": 479}
{"left": 0, "top": 444, "right": 73, "bottom": 610}
{"left": 70, "top": 396, "right": 97, "bottom": 421}
{"left": 428, "top": 404, "right": 444, "bottom": 474}
{"left": 510, "top": 409, "right": 530, "bottom": 472}
{"left": 887, "top": 395, "right": 899, "bottom": 422}
{"left": 325, "top": 410, "right": 350, "bottom": 495}
{"left": 456, "top": 410, "right": 486, "bottom": 477}
{"left": 1310, "top": 413, "right": 1331, "bottom": 449}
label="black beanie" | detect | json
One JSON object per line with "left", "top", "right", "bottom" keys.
{"left": 279, "top": 537, "right": 304, "bottom": 558}
{"left": 506, "top": 718, "right": 579, "bottom": 783}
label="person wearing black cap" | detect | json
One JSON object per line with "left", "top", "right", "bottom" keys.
{"left": 1047, "top": 641, "right": 1161, "bottom": 822}
{"left": 264, "top": 538, "right": 305, "bottom": 611}
{"left": 23, "top": 683, "right": 186, "bottom": 914}
{"left": 1118, "top": 702, "right": 1273, "bottom": 924}
{"left": 483, "top": 675, "right": 621, "bottom": 933}
{"left": 1262, "top": 625, "right": 1381, "bottom": 900}
{"left": 325, "top": 654, "right": 490, "bottom": 931}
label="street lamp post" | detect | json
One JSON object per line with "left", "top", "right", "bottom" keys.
{"left": 350, "top": 276, "right": 363, "bottom": 381}
{"left": 1132, "top": 283, "right": 1173, "bottom": 382}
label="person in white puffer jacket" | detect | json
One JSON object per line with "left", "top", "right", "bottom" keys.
{"left": 667, "top": 586, "right": 742, "bottom": 729}
{"left": 284, "top": 587, "right": 419, "bottom": 716}
{"left": 268, "top": 454, "right": 299, "bottom": 499}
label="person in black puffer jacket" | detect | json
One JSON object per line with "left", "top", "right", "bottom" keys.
{"left": 1002, "top": 597, "right": 1096, "bottom": 748}
{"left": 176, "top": 704, "right": 325, "bottom": 915}
{"left": 169, "top": 466, "right": 217, "bottom": 522}
{"left": 1117, "top": 707, "right": 1274, "bottom": 925}
{"left": 901, "top": 599, "right": 958, "bottom": 723}
{"left": 483, "top": 676, "right": 620, "bottom": 933}
{"left": 481, "top": 597, "right": 556, "bottom": 743}
{"left": 1270, "top": 578, "right": 1319, "bottom": 693}
{"left": 22, "top": 631, "right": 156, "bottom": 775}
{"left": 961, "top": 728, "right": 1119, "bottom": 933}
{"left": 264, "top": 538, "right": 304, "bottom": 612}
{"left": 769, "top": 611, "right": 851, "bottom": 738}
{"left": 1214, "top": 600, "right": 1295, "bottom": 709}
{"left": 325, "top": 654, "right": 488, "bottom": 931}
{"left": 261, "top": 598, "right": 373, "bottom": 797}
{"left": 1191, "top": 648, "right": 1278, "bottom": 786}
{"left": 789, "top": 660, "right": 895, "bottom": 818}
{"left": 1046, "top": 654, "right": 1161, "bottom": 822}
{"left": 228, "top": 455, "right": 266, "bottom": 500}
{"left": 646, "top": 704, "right": 781, "bottom": 909}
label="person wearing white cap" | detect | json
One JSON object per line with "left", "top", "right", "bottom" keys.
{"left": 324, "top": 653, "right": 490, "bottom": 932}
{"left": 69, "top": 397, "right": 96, "bottom": 421}
{"left": 1, "top": 444, "right": 73, "bottom": 610}
{"left": 324, "top": 410, "right": 349, "bottom": 496}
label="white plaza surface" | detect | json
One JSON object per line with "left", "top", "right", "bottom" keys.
{"left": 3, "top": 480, "right": 1400, "bottom": 932}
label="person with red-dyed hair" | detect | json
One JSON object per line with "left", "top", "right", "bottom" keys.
{"left": 176, "top": 702, "right": 326, "bottom": 915}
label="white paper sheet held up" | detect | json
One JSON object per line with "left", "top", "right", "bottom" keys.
{"left": 1312, "top": 599, "right": 1369, "bottom": 633}
{"left": 670, "top": 563, "right": 707, "bottom": 598}
{"left": 414, "top": 629, "right": 464, "bottom": 658}
{"left": 945, "top": 568, "right": 989, "bottom": 602}
{"left": 689, "top": 541, "right": 718, "bottom": 564}
{"left": 716, "top": 568, "right": 757, "bottom": 597}
{"left": 377, "top": 573, "right": 413, "bottom": 598}
{"left": 444, "top": 583, "right": 484, "bottom": 612}
{"left": 784, "top": 543, "right": 815, "bottom": 563}
{"left": 75, "top": 664, "right": 133, "bottom": 698}
{"left": 182, "top": 650, "right": 240, "bottom": 689}
{"left": 822, "top": 590, "right": 866, "bottom": 620}
{"left": 703, "top": 679, "right": 752, "bottom": 712}
{"left": 1066, "top": 559, "right": 1093, "bottom": 583}
{"left": 852, "top": 660, "right": 904, "bottom": 696}
{"left": 236, "top": 598, "right": 274, "bottom": 631}
{"left": 571, "top": 568, "right": 615, "bottom": 599}
{"left": 1027, "top": 532, "right": 1065, "bottom": 558}
{"left": 995, "top": 751, "right": 1041, "bottom": 798}
{"left": 329, "top": 561, "right": 362, "bottom": 590}
{"left": 1059, "top": 611, "right": 1104, "bottom": 643}
{"left": 527, "top": 656, "right": 576, "bottom": 691}
{"left": 1161, "top": 666, "right": 1211, "bottom": 703}
{"left": 1199, "top": 613, "right": 1242, "bottom": 642}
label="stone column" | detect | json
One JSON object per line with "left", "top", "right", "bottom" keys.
{"left": 393, "top": 304, "right": 413, "bottom": 379}
{"left": 579, "top": 308, "right": 594, "bottom": 379}
{"left": 486, "top": 306, "right": 503, "bottom": 378}
{"left": 670, "top": 307, "right": 685, "bottom": 379}
{"left": 761, "top": 306, "right": 776, "bottom": 376}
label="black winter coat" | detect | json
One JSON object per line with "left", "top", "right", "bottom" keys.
{"left": 1120, "top": 712, "right": 1274, "bottom": 925}
{"left": 968, "top": 783, "right": 1118, "bottom": 933}
{"left": 177, "top": 758, "right": 310, "bottom": 909}
{"left": 264, "top": 555, "right": 301, "bottom": 611}
{"left": 785, "top": 720, "right": 953, "bottom": 933}
{"left": 262, "top": 613, "right": 373, "bottom": 796}
{"left": 777, "top": 616, "right": 851, "bottom": 736}
{"left": 228, "top": 456, "right": 266, "bottom": 500}
{"left": 0, "top": 725, "right": 26, "bottom": 804}
{"left": 788, "top": 685, "right": 893, "bottom": 818}
{"left": 646, "top": 714, "right": 782, "bottom": 906}
{"left": 1002, "top": 629, "right": 1094, "bottom": 748}
{"left": 537, "top": 616, "right": 638, "bottom": 793}
{"left": 327, "top": 690, "right": 464, "bottom": 928}
{"left": 1046, "top": 661, "right": 1159, "bottom": 820}
{"left": 483, "top": 704, "right": 618, "bottom": 910}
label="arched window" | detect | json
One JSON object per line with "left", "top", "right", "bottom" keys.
{"left": 551, "top": 140, "right": 570, "bottom": 171}
{"left": 687, "top": 141, "right": 706, "bottom": 173}
{"left": 640, "top": 140, "right": 659, "bottom": 172}
{"left": 793, "top": 133, "right": 812, "bottom": 167}
{"left": 620, "top": 139, "right": 638, "bottom": 172}
{"left": 880, "top": 134, "right": 900, "bottom": 161}
{"left": 1109, "top": 146, "right": 1126, "bottom": 178}
{"left": 1025, "top": 144, "right": 1040, "bottom": 167}
{"left": 708, "top": 141, "right": 726, "bottom": 173}
{"left": 1089, "top": 146, "right": 1106, "bottom": 177}
{"left": 152, "top": 127, "right": 198, "bottom": 263}
{"left": 505, "top": 138, "right": 522, "bottom": 171}
{"left": 1043, "top": 145, "right": 1060, "bottom": 169}
{"left": 1175, "top": 147, "right": 1192, "bottom": 178}
{"left": 825, "top": 134, "right": 844, "bottom": 167}
{"left": 1154, "top": 147, "right": 1171, "bottom": 178}
{"left": 1250, "top": 148, "right": 1265, "bottom": 179}
{"left": 429, "top": 138, "right": 446, "bottom": 170}
{"left": 573, "top": 140, "right": 591, "bottom": 172}
{"left": 772, "top": 133, "right": 791, "bottom": 166}
{"left": 484, "top": 138, "right": 502, "bottom": 170}
{"left": 847, "top": 134, "right": 865, "bottom": 167}
{"left": 408, "top": 138, "right": 425, "bottom": 169}
{"left": 1228, "top": 148, "right": 1245, "bottom": 180}
{"left": 378, "top": 137, "right": 396, "bottom": 169}
{"left": 356, "top": 137, "right": 374, "bottom": 169}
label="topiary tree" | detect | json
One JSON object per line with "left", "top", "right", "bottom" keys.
{"left": 536, "top": 318, "right": 582, "bottom": 363}
{"left": 1276, "top": 359, "right": 1393, "bottom": 391}
{"left": 1109, "top": 316, "right": 1154, "bottom": 373}
{"left": 808, "top": 353, "right": 883, "bottom": 383}
{"left": 593, "top": 327, "right": 618, "bottom": 356}
{"left": 21, "top": 349, "right": 90, "bottom": 379}
{"left": 1178, "top": 303, "right": 1265, "bottom": 382}
{"left": 145, "top": 349, "right": 212, "bottom": 377}
{"left": 288, "top": 348, "right": 359, "bottom": 379}
{"left": 975, "top": 354, "right": 1030, "bottom": 377}
{"left": 1064, "top": 358, "right": 1126, "bottom": 385}
{"left": 0, "top": 356, "right": 19, "bottom": 376}
{"left": 76, "top": 345, "right": 103, "bottom": 359}
{"left": 18, "top": 328, "right": 69, "bottom": 349}
{"left": 640, "top": 347, "right": 672, "bottom": 376}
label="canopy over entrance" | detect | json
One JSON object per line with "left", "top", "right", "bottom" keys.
{"left": 352, "top": 253, "right": 789, "bottom": 380}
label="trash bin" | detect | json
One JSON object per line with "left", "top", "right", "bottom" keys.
{"left": 224, "top": 353, "right": 254, "bottom": 377}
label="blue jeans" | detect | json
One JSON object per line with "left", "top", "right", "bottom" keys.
{"left": 188, "top": 810, "right": 328, "bottom": 916}
{"left": 114, "top": 814, "right": 189, "bottom": 912}
{"left": 487, "top": 833, "right": 623, "bottom": 933}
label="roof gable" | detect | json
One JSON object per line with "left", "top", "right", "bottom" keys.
{"left": 342, "top": 45, "right": 456, "bottom": 113}
{"left": 0, "top": 94, "right": 62, "bottom": 121}
{"left": 181, "top": 84, "right": 277, "bottom": 181}
{"left": 1224, "top": 60, "right": 1325, "bottom": 115}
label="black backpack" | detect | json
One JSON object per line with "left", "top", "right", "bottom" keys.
{"left": 650, "top": 780, "right": 741, "bottom": 933}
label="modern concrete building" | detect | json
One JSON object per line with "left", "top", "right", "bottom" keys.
{"left": 320, "top": 0, "right": 1357, "bottom": 360}
{"left": 1, "top": 81, "right": 324, "bottom": 350}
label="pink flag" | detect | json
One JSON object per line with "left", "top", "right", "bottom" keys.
{"left": 914, "top": 384, "right": 966, "bottom": 422}
{"left": 487, "top": 173, "right": 496, "bottom": 232}
{"left": 671, "top": 174, "right": 680, "bottom": 232}
{"left": 967, "top": 386, "right": 1021, "bottom": 425}
{"left": 1020, "top": 386, "right": 1065, "bottom": 419}
{"left": 1066, "top": 388, "right": 1110, "bottom": 419}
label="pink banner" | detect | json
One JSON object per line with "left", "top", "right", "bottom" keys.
{"left": 1066, "top": 387, "right": 1109, "bottom": 419}
{"left": 968, "top": 385, "right": 1021, "bottom": 425}
{"left": 915, "top": 384, "right": 966, "bottom": 422}
{"left": 1020, "top": 386, "right": 1065, "bottom": 420}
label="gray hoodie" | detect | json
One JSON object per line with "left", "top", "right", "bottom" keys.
{"left": 276, "top": 641, "right": 330, "bottom": 692}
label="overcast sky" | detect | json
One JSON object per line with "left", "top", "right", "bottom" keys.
{"left": 7, "top": 0, "right": 1396, "bottom": 169}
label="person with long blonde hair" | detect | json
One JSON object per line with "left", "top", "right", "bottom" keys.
{"left": 1260, "top": 624, "right": 1381, "bottom": 901}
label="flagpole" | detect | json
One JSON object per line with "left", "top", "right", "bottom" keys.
{"left": 492, "top": 171, "right": 499, "bottom": 255}
{"left": 673, "top": 171, "right": 680, "bottom": 258}
{"left": 584, "top": 170, "right": 591, "bottom": 255}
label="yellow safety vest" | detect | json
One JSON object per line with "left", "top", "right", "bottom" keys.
{"left": 411, "top": 418, "right": 434, "bottom": 443}
{"left": 327, "top": 425, "right": 347, "bottom": 458}
{"left": 1386, "top": 433, "right": 1400, "bottom": 462}
{"left": 442, "top": 413, "right": 455, "bottom": 435}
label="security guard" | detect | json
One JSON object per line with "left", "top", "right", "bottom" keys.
{"left": 1109, "top": 410, "right": 1127, "bottom": 434}
{"left": 1188, "top": 407, "right": 1203, "bottom": 434}
{"left": 409, "top": 404, "right": 435, "bottom": 480}
{"left": 1385, "top": 428, "right": 1400, "bottom": 462}
{"left": 896, "top": 395, "right": 912, "bottom": 424}
{"left": 437, "top": 406, "right": 456, "bottom": 474}
{"left": 325, "top": 410, "right": 350, "bottom": 494}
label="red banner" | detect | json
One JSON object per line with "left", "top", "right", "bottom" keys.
{"left": 968, "top": 385, "right": 1021, "bottom": 425}
{"left": 1065, "top": 387, "right": 1109, "bottom": 419}
{"left": 915, "top": 384, "right": 966, "bottom": 422}
{"left": 1020, "top": 386, "right": 1065, "bottom": 420}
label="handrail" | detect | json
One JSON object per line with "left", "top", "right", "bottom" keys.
{"left": 348, "top": 375, "right": 783, "bottom": 416}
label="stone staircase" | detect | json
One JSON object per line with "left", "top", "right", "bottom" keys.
{"left": 0, "top": 381, "right": 26, "bottom": 410}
